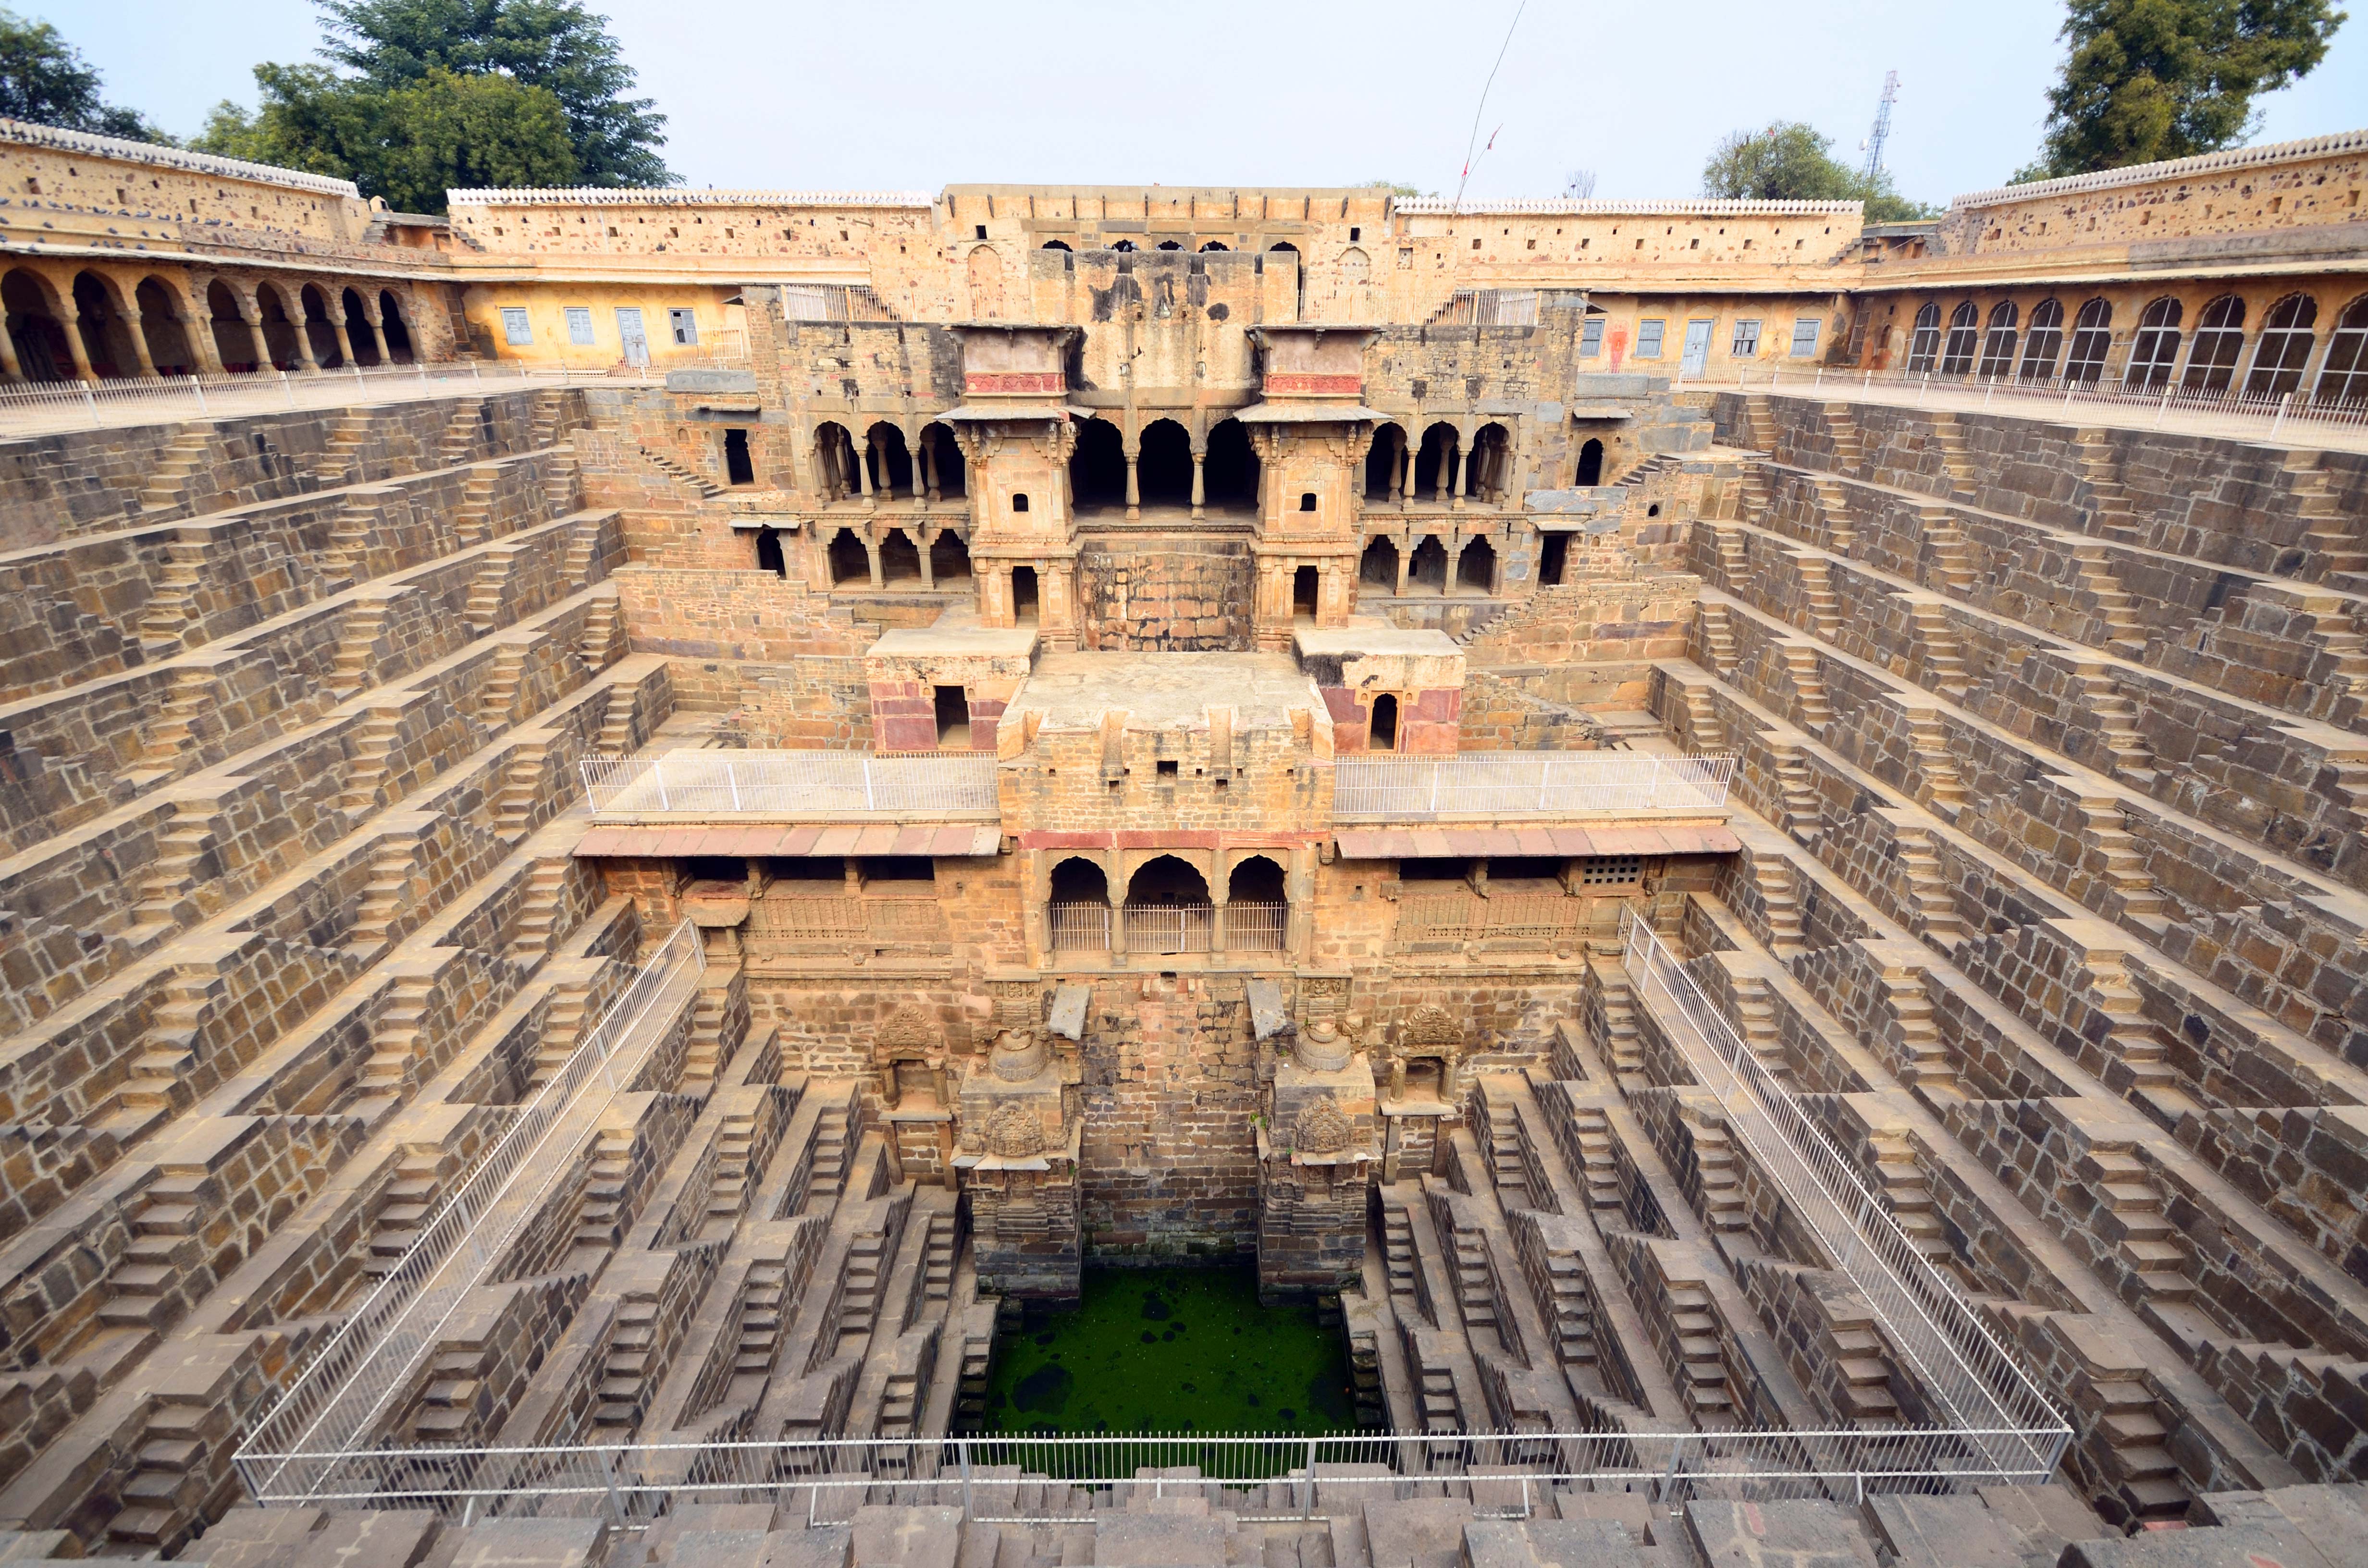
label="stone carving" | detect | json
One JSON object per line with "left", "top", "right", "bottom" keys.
{"left": 878, "top": 1003, "right": 937, "bottom": 1052}
{"left": 1405, "top": 1004, "right": 1462, "bottom": 1048}
{"left": 984, "top": 1102, "right": 1046, "bottom": 1158}
{"left": 1293, "top": 1095, "right": 1354, "bottom": 1154}
{"left": 989, "top": 1027, "right": 1049, "bottom": 1082}
{"left": 1294, "top": 1017, "right": 1352, "bottom": 1073}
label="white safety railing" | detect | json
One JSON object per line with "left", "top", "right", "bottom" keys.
{"left": 235, "top": 921, "right": 705, "bottom": 1503}
{"left": 234, "top": 1425, "right": 2066, "bottom": 1521}
{"left": 1222, "top": 902, "right": 1288, "bottom": 952}
{"left": 1121, "top": 904, "right": 1213, "bottom": 955}
{"left": 1619, "top": 912, "right": 2068, "bottom": 1475}
{"left": 1698, "top": 362, "right": 2368, "bottom": 438}
{"left": 1333, "top": 753, "right": 1734, "bottom": 819}
{"left": 580, "top": 751, "right": 1000, "bottom": 817}
{"left": 1047, "top": 901, "right": 1111, "bottom": 952}
{"left": 0, "top": 359, "right": 660, "bottom": 436}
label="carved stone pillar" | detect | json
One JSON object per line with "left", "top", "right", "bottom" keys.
{"left": 1258, "top": 1018, "right": 1376, "bottom": 1299}
{"left": 953, "top": 1028, "right": 1082, "bottom": 1301}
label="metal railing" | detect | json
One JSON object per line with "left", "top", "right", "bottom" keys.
{"left": 235, "top": 922, "right": 705, "bottom": 1504}
{"left": 0, "top": 358, "right": 660, "bottom": 436}
{"left": 1046, "top": 903, "right": 1286, "bottom": 956}
{"left": 1619, "top": 912, "right": 2069, "bottom": 1475}
{"left": 1333, "top": 752, "right": 1734, "bottom": 820}
{"left": 1122, "top": 904, "right": 1212, "bottom": 955}
{"left": 1701, "top": 362, "right": 2368, "bottom": 437}
{"left": 234, "top": 1425, "right": 2065, "bottom": 1521}
{"left": 580, "top": 751, "right": 1000, "bottom": 817}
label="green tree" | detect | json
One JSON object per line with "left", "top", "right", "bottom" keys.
{"left": 316, "top": 0, "right": 672, "bottom": 186}
{"left": 1701, "top": 122, "right": 1937, "bottom": 221}
{"left": 2024, "top": 0, "right": 2344, "bottom": 178}
{"left": 0, "top": 7, "right": 173, "bottom": 142}
{"left": 197, "top": 64, "right": 577, "bottom": 212}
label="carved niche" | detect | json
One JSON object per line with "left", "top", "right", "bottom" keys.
{"left": 1293, "top": 1095, "right": 1354, "bottom": 1155}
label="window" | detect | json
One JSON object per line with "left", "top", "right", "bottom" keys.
{"left": 2063, "top": 299, "right": 2112, "bottom": 383}
{"left": 1579, "top": 855, "right": 1644, "bottom": 886}
{"left": 2125, "top": 297, "right": 2181, "bottom": 388}
{"left": 1905, "top": 303, "right": 1942, "bottom": 372}
{"left": 1730, "top": 319, "right": 1761, "bottom": 356}
{"left": 2019, "top": 299, "right": 2064, "bottom": 380}
{"left": 2183, "top": 295, "right": 2245, "bottom": 392}
{"left": 1636, "top": 319, "right": 1665, "bottom": 357}
{"left": 1011, "top": 492, "right": 1030, "bottom": 512}
{"left": 1939, "top": 302, "right": 1980, "bottom": 374}
{"left": 1976, "top": 301, "right": 2018, "bottom": 378}
{"left": 2315, "top": 295, "right": 2368, "bottom": 405}
{"left": 1299, "top": 492, "right": 1317, "bottom": 512}
{"left": 2245, "top": 293, "right": 2318, "bottom": 397}
{"left": 499, "top": 306, "right": 532, "bottom": 346}
{"left": 1788, "top": 318, "right": 1821, "bottom": 358}
{"left": 564, "top": 306, "right": 595, "bottom": 345}
{"left": 723, "top": 429, "right": 754, "bottom": 486}
{"left": 1579, "top": 317, "right": 1604, "bottom": 356}
{"left": 668, "top": 307, "right": 699, "bottom": 346}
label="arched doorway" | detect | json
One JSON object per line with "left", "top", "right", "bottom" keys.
{"left": 1360, "top": 535, "right": 1400, "bottom": 588}
{"left": 1225, "top": 856, "right": 1287, "bottom": 951}
{"left": 2126, "top": 297, "right": 2182, "bottom": 389}
{"left": 1069, "top": 418, "right": 1125, "bottom": 511}
{"left": 929, "top": 529, "right": 972, "bottom": 582}
{"left": 1366, "top": 422, "right": 1407, "bottom": 501}
{"left": 1469, "top": 423, "right": 1512, "bottom": 502}
{"left": 967, "top": 246, "right": 1004, "bottom": 317}
{"left": 3, "top": 270, "right": 72, "bottom": 380}
{"left": 254, "top": 283, "right": 302, "bottom": 368}
{"left": 207, "top": 280, "right": 255, "bottom": 372}
{"left": 878, "top": 528, "right": 923, "bottom": 586}
{"left": 826, "top": 527, "right": 870, "bottom": 585}
{"left": 920, "top": 422, "right": 964, "bottom": 498}
{"left": 1575, "top": 437, "right": 1604, "bottom": 486}
{"left": 135, "top": 278, "right": 195, "bottom": 373}
{"left": 814, "top": 422, "right": 858, "bottom": 499}
{"left": 1293, "top": 564, "right": 1319, "bottom": 617}
{"left": 1538, "top": 530, "right": 1568, "bottom": 586}
{"left": 755, "top": 526, "right": 787, "bottom": 579}
{"left": 377, "top": 291, "right": 414, "bottom": 362}
{"left": 1011, "top": 565, "right": 1040, "bottom": 621}
{"left": 1123, "top": 855, "right": 1212, "bottom": 955}
{"left": 70, "top": 272, "right": 133, "bottom": 377}
{"left": 300, "top": 283, "right": 343, "bottom": 367}
{"left": 1369, "top": 693, "right": 1399, "bottom": 752}
{"left": 1415, "top": 423, "right": 1458, "bottom": 501}
{"left": 342, "top": 288, "right": 382, "bottom": 365}
{"left": 1138, "top": 418, "right": 1191, "bottom": 507}
{"left": 2183, "top": 295, "right": 2245, "bottom": 392}
{"left": 1455, "top": 536, "right": 1498, "bottom": 593}
{"left": 1048, "top": 857, "right": 1110, "bottom": 952}
{"left": 865, "top": 423, "right": 914, "bottom": 498}
{"left": 1202, "top": 417, "right": 1259, "bottom": 510}
{"left": 1408, "top": 535, "right": 1447, "bottom": 590}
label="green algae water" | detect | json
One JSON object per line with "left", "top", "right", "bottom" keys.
{"left": 983, "top": 1266, "right": 1361, "bottom": 1435}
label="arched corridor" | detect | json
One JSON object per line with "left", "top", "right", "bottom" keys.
{"left": 1137, "top": 419, "right": 1192, "bottom": 507}
{"left": 1360, "top": 535, "right": 1400, "bottom": 588}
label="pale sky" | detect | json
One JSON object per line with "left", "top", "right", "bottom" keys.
{"left": 56, "top": 0, "right": 2368, "bottom": 207}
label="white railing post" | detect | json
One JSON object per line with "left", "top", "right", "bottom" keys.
{"left": 193, "top": 379, "right": 208, "bottom": 416}
{"left": 863, "top": 756, "right": 876, "bottom": 811}
{"left": 282, "top": 371, "right": 295, "bottom": 408}
{"left": 727, "top": 762, "right": 740, "bottom": 812}
{"left": 82, "top": 383, "right": 99, "bottom": 427}
{"left": 655, "top": 756, "right": 670, "bottom": 812}
{"left": 2155, "top": 387, "right": 2171, "bottom": 428}
{"left": 2273, "top": 391, "right": 2293, "bottom": 435}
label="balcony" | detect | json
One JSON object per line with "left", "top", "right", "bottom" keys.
{"left": 1331, "top": 752, "right": 1735, "bottom": 821}
{"left": 1047, "top": 902, "right": 1287, "bottom": 957}
{"left": 580, "top": 751, "right": 999, "bottom": 820}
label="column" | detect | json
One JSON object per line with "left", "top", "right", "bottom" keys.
{"left": 1443, "top": 537, "right": 1464, "bottom": 596}
{"left": 1210, "top": 870, "right": 1229, "bottom": 956}
{"left": 921, "top": 436, "right": 939, "bottom": 502}
{"left": 57, "top": 303, "right": 96, "bottom": 382}
{"left": 240, "top": 295, "right": 271, "bottom": 371}
{"left": 1452, "top": 432, "right": 1469, "bottom": 509}
{"left": 857, "top": 434, "right": 876, "bottom": 507}
{"left": 287, "top": 297, "right": 322, "bottom": 372}
{"left": 1123, "top": 441, "right": 1140, "bottom": 520}
{"left": 1190, "top": 450, "right": 1206, "bottom": 519}
{"left": 906, "top": 430, "right": 925, "bottom": 501}
{"left": 365, "top": 309, "right": 392, "bottom": 365}
{"left": 120, "top": 308, "right": 159, "bottom": 378}
{"left": 1391, "top": 432, "right": 1406, "bottom": 504}
{"left": 0, "top": 315, "right": 22, "bottom": 380}
{"left": 328, "top": 306, "right": 358, "bottom": 369}
{"left": 864, "top": 531, "right": 884, "bottom": 588}
{"left": 1394, "top": 534, "right": 1412, "bottom": 597}
{"left": 182, "top": 308, "right": 223, "bottom": 375}
{"left": 918, "top": 529, "right": 936, "bottom": 591}
{"left": 1432, "top": 436, "right": 1450, "bottom": 503}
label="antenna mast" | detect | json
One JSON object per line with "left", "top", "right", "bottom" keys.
{"left": 1861, "top": 69, "right": 1898, "bottom": 184}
